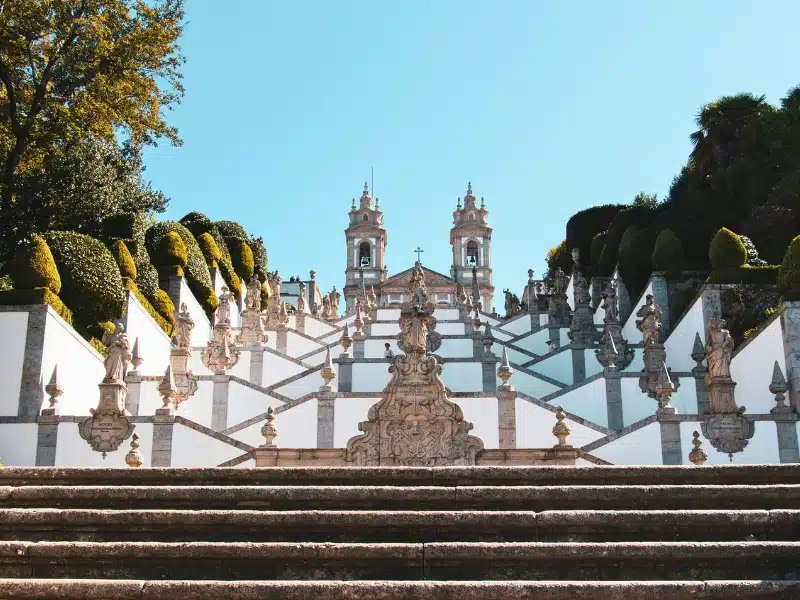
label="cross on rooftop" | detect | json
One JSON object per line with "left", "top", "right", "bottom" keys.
{"left": 414, "top": 247, "right": 424, "bottom": 263}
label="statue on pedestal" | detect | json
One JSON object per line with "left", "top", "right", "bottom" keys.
{"left": 102, "top": 321, "right": 131, "bottom": 382}
{"left": 246, "top": 277, "right": 261, "bottom": 311}
{"left": 174, "top": 303, "right": 194, "bottom": 349}
{"left": 635, "top": 295, "right": 662, "bottom": 346}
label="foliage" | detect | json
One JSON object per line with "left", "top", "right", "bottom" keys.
{"left": 721, "top": 285, "right": 781, "bottom": 345}
{"left": 651, "top": 229, "right": 684, "bottom": 272}
{"left": 10, "top": 234, "right": 61, "bottom": 294}
{"left": 565, "top": 204, "right": 624, "bottom": 270}
{"left": 123, "top": 277, "right": 173, "bottom": 337}
{"left": 706, "top": 265, "right": 780, "bottom": 285}
{"left": 260, "top": 283, "right": 271, "bottom": 311}
{"left": 597, "top": 203, "right": 659, "bottom": 275}
{"left": 778, "top": 235, "right": 800, "bottom": 301}
{"left": 0, "top": 1, "right": 184, "bottom": 266}
{"left": 41, "top": 231, "right": 125, "bottom": 326}
{"left": 670, "top": 283, "right": 700, "bottom": 324}
{"left": 197, "top": 233, "right": 221, "bottom": 268}
{"left": 617, "top": 226, "right": 654, "bottom": 299}
{"left": 216, "top": 220, "right": 249, "bottom": 243}
{"left": 111, "top": 240, "right": 137, "bottom": 280}
{"left": 179, "top": 212, "right": 214, "bottom": 237}
{"left": 155, "top": 231, "right": 187, "bottom": 273}
{"left": 180, "top": 213, "right": 241, "bottom": 295}
{"left": 249, "top": 236, "right": 269, "bottom": 281}
{"left": 152, "top": 289, "right": 177, "bottom": 325}
{"left": 589, "top": 231, "right": 608, "bottom": 266}
{"left": 101, "top": 213, "right": 160, "bottom": 302}
{"left": 632, "top": 191, "right": 658, "bottom": 209}
{"left": 231, "top": 240, "right": 255, "bottom": 281}
{"left": 738, "top": 235, "right": 767, "bottom": 267}
{"left": 741, "top": 204, "right": 799, "bottom": 265}
{"left": 545, "top": 239, "right": 571, "bottom": 282}
{"left": 0, "top": 287, "right": 72, "bottom": 324}
{"left": 709, "top": 228, "right": 747, "bottom": 270}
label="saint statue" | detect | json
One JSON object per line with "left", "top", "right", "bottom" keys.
{"left": 246, "top": 277, "right": 261, "bottom": 311}
{"left": 174, "top": 303, "right": 194, "bottom": 349}
{"left": 553, "top": 268, "right": 567, "bottom": 297}
{"left": 401, "top": 310, "right": 429, "bottom": 353}
{"left": 601, "top": 281, "right": 618, "bottom": 323}
{"left": 409, "top": 261, "right": 427, "bottom": 305}
{"left": 216, "top": 286, "right": 233, "bottom": 325}
{"left": 269, "top": 271, "right": 282, "bottom": 298}
{"left": 635, "top": 295, "right": 662, "bottom": 346}
{"left": 329, "top": 287, "right": 341, "bottom": 316}
{"left": 706, "top": 318, "right": 734, "bottom": 379}
{"left": 297, "top": 282, "right": 307, "bottom": 313}
{"left": 321, "top": 295, "right": 331, "bottom": 320}
{"left": 102, "top": 321, "right": 132, "bottom": 382}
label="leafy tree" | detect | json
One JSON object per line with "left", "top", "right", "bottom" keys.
{"left": 632, "top": 191, "right": 658, "bottom": 209}
{"left": 0, "top": 0, "right": 185, "bottom": 264}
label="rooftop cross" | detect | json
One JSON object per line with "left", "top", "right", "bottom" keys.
{"left": 414, "top": 247, "right": 424, "bottom": 263}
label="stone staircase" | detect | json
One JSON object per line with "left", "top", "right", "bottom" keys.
{"left": 0, "top": 465, "right": 799, "bottom": 599}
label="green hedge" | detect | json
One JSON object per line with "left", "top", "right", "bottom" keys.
{"left": 10, "top": 234, "right": 62, "bottom": 294}
{"left": 597, "top": 204, "right": 659, "bottom": 276}
{"left": 101, "top": 214, "right": 160, "bottom": 303}
{"left": 565, "top": 204, "right": 625, "bottom": 269}
{"left": 231, "top": 239, "right": 255, "bottom": 281}
{"left": 652, "top": 228, "right": 684, "bottom": 271}
{"left": 617, "top": 226, "right": 654, "bottom": 299}
{"left": 180, "top": 213, "right": 242, "bottom": 295}
{"left": 43, "top": 231, "right": 126, "bottom": 325}
{"left": 155, "top": 231, "right": 187, "bottom": 271}
{"left": 707, "top": 265, "right": 780, "bottom": 284}
{"left": 123, "top": 277, "right": 174, "bottom": 337}
{"left": 0, "top": 287, "right": 73, "bottom": 324}
{"left": 216, "top": 220, "right": 248, "bottom": 242}
{"left": 589, "top": 231, "right": 608, "bottom": 266}
{"left": 249, "top": 236, "right": 268, "bottom": 281}
{"left": 197, "top": 232, "right": 221, "bottom": 268}
{"left": 111, "top": 239, "right": 137, "bottom": 280}
{"left": 709, "top": 227, "right": 747, "bottom": 270}
{"left": 152, "top": 289, "right": 176, "bottom": 324}
{"left": 778, "top": 235, "right": 800, "bottom": 300}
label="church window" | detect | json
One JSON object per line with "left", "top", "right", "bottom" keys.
{"left": 466, "top": 240, "right": 478, "bottom": 267}
{"left": 362, "top": 213, "right": 369, "bottom": 222}
{"left": 359, "top": 241, "right": 371, "bottom": 268}
{"left": 469, "top": 212, "right": 475, "bottom": 222}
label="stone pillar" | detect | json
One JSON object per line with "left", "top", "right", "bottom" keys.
{"left": 497, "top": 389, "right": 517, "bottom": 449}
{"left": 604, "top": 367, "right": 623, "bottom": 431}
{"left": 617, "top": 278, "right": 632, "bottom": 325}
{"left": 701, "top": 285, "right": 722, "bottom": 342}
{"left": 211, "top": 374, "right": 230, "bottom": 431}
{"left": 775, "top": 418, "right": 800, "bottom": 463}
{"left": 338, "top": 355, "right": 353, "bottom": 393}
{"left": 162, "top": 274, "right": 184, "bottom": 317}
{"left": 548, "top": 326, "right": 561, "bottom": 350}
{"left": 124, "top": 372, "right": 142, "bottom": 415}
{"left": 482, "top": 357, "right": 498, "bottom": 393}
{"left": 650, "top": 273, "right": 672, "bottom": 335}
{"left": 18, "top": 305, "right": 48, "bottom": 418}
{"left": 317, "top": 392, "right": 336, "bottom": 448}
{"left": 295, "top": 311, "right": 306, "bottom": 335}
{"left": 353, "top": 333, "right": 365, "bottom": 359}
{"left": 35, "top": 415, "right": 59, "bottom": 466}
{"left": 571, "top": 347, "right": 586, "bottom": 384}
{"left": 658, "top": 415, "right": 683, "bottom": 465}
{"left": 249, "top": 347, "right": 264, "bottom": 387}
{"left": 590, "top": 277, "right": 610, "bottom": 311}
{"left": 780, "top": 301, "right": 800, "bottom": 410}
{"left": 276, "top": 326, "right": 288, "bottom": 355}
{"left": 691, "top": 332, "right": 709, "bottom": 414}
{"left": 152, "top": 410, "right": 175, "bottom": 467}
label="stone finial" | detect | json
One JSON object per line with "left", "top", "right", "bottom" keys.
{"left": 362, "top": 182, "right": 370, "bottom": 198}
{"left": 691, "top": 332, "right": 706, "bottom": 370}
{"left": 310, "top": 269, "right": 316, "bottom": 281}
{"left": 353, "top": 303, "right": 364, "bottom": 335}
{"left": 260, "top": 407, "right": 278, "bottom": 447}
{"left": 125, "top": 433, "right": 143, "bottom": 468}
{"left": 480, "top": 197, "right": 485, "bottom": 210}
{"left": 552, "top": 406, "right": 572, "bottom": 447}
{"left": 688, "top": 431, "right": 708, "bottom": 466}
{"left": 497, "top": 347, "right": 514, "bottom": 390}
{"left": 465, "top": 181, "right": 474, "bottom": 197}
{"left": 456, "top": 197, "right": 462, "bottom": 210}
{"left": 351, "top": 198, "right": 356, "bottom": 210}
{"left": 158, "top": 365, "right": 177, "bottom": 410}
{"left": 131, "top": 337, "right": 143, "bottom": 371}
{"left": 655, "top": 362, "right": 675, "bottom": 410}
{"left": 320, "top": 347, "right": 336, "bottom": 391}
{"left": 340, "top": 323, "right": 353, "bottom": 355}
{"left": 42, "top": 365, "right": 63, "bottom": 415}
{"left": 527, "top": 268, "right": 534, "bottom": 284}
{"left": 482, "top": 323, "right": 495, "bottom": 357}
{"left": 278, "top": 300, "right": 289, "bottom": 326}
{"left": 770, "top": 361, "right": 792, "bottom": 415}
{"left": 472, "top": 309, "right": 482, "bottom": 331}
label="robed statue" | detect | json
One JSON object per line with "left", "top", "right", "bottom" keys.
{"left": 246, "top": 277, "right": 261, "bottom": 310}
{"left": 635, "top": 295, "right": 662, "bottom": 346}
{"left": 174, "top": 303, "right": 194, "bottom": 349}
{"left": 216, "top": 286, "right": 233, "bottom": 325}
{"left": 601, "top": 281, "right": 618, "bottom": 323}
{"left": 102, "top": 321, "right": 132, "bottom": 382}
{"left": 706, "top": 318, "right": 734, "bottom": 379}
{"left": 297, "top": 282, "right": 307, "bottom": 313}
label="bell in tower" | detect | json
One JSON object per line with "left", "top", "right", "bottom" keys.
{"left": 343, "top": 182, "right": 387, "bottom": 314}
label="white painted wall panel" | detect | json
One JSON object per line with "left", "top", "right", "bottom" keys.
{"left": 0, "top": 423, "right": 37, "bottom": 466}
{"left": 440, "top": 362, "right": 483, "bottom": 392}
{"left": 437, "top": 322, "right": 466, "bottom": 336}
{"left": 275, "top": 399, "right": 318, "bottom": 447}
{"left": 592, "top": 422, "right": 662, "bottom": 465}
{"left": 730, "top": 317, "right": 785, "bottom": 415}
{"left": 514, "top": 328, "right": 550, "bottom": 354}
{"left": 0, "top": 312, "right": 28, "bottom": 416}
{"left": 172, "top": 380, "right": 213, "bottom": 427}
{"left": 490, "top": 343, "right": 528, "bottom": 366}
{"left": 262, "top": 353, "right": 307, "bottom": 387}
{"left": 227, "top": 380, "right": 274, "bottom": 428}
{"left": 179, "top": 278, "right": 211, "bottom": 345}
{"left": 352, "top": 363, "right": 392, "bottom": 392}
{"left": 457, "top": 397, "right": 498, "bottom": 448}
{"left": 334, "top": 397, "right": 378, "bottom": 447}
{"left": 171, "top": 422, "right": 243, "bottom": 467}
{"left": 504, "top": 370, "right": 560, "bottom": 399}
{"left": 621, "top": 378, "right": 657, "bottom": 427}
{"left": 585, "top": 349, "right": 604, "bottom": 379}
{"left": 365, "top": 339, "right": 399, "bottom": 359}
{"left": 275, "top": 368, "right": 332, "bottom": 399}
{"left": 302, "top": 317, "right": 337, "bottom": 339}
{"left": 123, "top": 292, "right": 171, "bottom": 377}
{"left": 516, "top": 400, "right": 605, "bottom": 449}
{"left": 55, "top": 422, "right": 153, "bottom": 467}
{"left": 437, "top": 338, "right": 473, "bottom": 358}
{"left": 371, "top": 323, "right": 400, "bottom": 336}
{"left": 498, "top": 315, "right": 532, "bottom": 336}
{"left": 530, "top": 351, "right": 572, "bottom": 387}
{"left": 664, "top": 296, "right": 705, "bottom": 373}
{"left": 287, "top": 332, "right": 323, "bottom": 358}
{"left": 545, "top": 378, "right": 607, "bottom": 428}
{"left": 434, "top": 309, "right": 459, "bottom": 321}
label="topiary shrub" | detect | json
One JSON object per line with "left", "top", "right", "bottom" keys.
{"left": 565, "top": 204, "right": 625, "bottom": 268}
{"left": 111, "top": 240, "right": 137, "bottom": 280}
{"left": 181, "top": 213, "right": 242, "bottom": 295}
{"left": 738, "top": 234, "right": 767, "bottom": 266}
{"left": 249, "top": 236, "right": 268, "bottom": 281}
{"left": 197, "top": 232, "right": 222, "bottom": 268}
{"left": 43, "top": 231, "right": 126, "bottom": 326}
{"left": 778, "top": 235, "right": 800, "bottom": 300}
{"left": 152, "top": 289, "right": 176, "bottom": 324}
{"left": 589, "top": 231, "right": 608, "bottom": 267}
{"left": 10, "top": 234, "right": 61, "bottom": 294}
{"left": 651, "top": 229, "right": 685, "bottom": 272}
{"left": 216, "top": 220, "right": 248, "bottom": 243}
{"left": 154, "top": 231, "right": 187, "bottom": 275}
{"left": 179, "top": 212, "right": 214, "bottom": 237}
{"left": 709, "top": 228, "right": 747, "bottom": 270}
{"left": 617, "top": 226, "right": 655, "bottom": 300}
{"left": 102, "top": 213, "right": 149, "bottom": 243}
{"left": 0, "top": 288, "right": 73, "bottom": 324}
{"left": 231, "top": 239, "right": 255, "bottom": 281}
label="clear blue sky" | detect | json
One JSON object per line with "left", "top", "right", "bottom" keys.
{"left": 145, "top": 0, "right": 800, "bottom": 310}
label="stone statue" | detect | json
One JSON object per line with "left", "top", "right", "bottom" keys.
{"left": 297, "top": 282, "right": 307, "bottom": 313}
{"left": 246, "top": 277, "right": 261, "bottom": 311}
{"left": 216, "top": 286, "right": 233, "bottom": 325}
{"left": 635, "top": 295, "right": 662, "bottom": 346}
{"left": 329, "top": 287, "right": 341, "bottom": 316}
{"left": 553, "top": 268, "right": 567, "bottom": 297}
{"left": 102, "top": 321, "right": 132, "bottom": 382}
{"left": 706, "top": 318, "right": 734, "bottom": 379}
{"left": 409, "top": 261, "right": 426, "bottom": 301}
{"left": 601, "top": 281, "right": 618, "bottom": 323}
{"left": 174, "top": 303, "right": 194, "bottom": 349}
{"left": 269, "top": 271, "right": 282, "bottom": 298}
{"left": 503, "top": 289, "right": 521, "bottom": 319}
{"left": 321, "top": 295, "right": 331, "bottom": 320}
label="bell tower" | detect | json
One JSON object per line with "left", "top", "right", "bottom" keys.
{"left": 450, "top": 182, "right": 494, "bottom": 312}
{"left": 344, "top": 183, "right": 387, "bottom": 313}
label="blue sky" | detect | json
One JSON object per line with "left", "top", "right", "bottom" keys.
{"left": 145, "top": 0, "right": 800, "bottom": 310}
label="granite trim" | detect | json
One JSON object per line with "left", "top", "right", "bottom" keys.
{"left": 18, "top": 305, "right": 47, "bottom": 417}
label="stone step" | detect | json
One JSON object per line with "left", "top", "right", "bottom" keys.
{"left": 3, "top": 485, "right": 799, "bottom": 511}
{"left": 0, "top": 578, "right": 798, "bottom": 599}
{"left": 2, "top": 509, "right": 798, "bottom": 543}
{"left": 3, "top": 465, "right": 799, "bottom": 488}
{"left": 0, "top": 541, "right": 798, "bottom": 581}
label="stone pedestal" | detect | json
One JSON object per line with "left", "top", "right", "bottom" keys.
{"left": 170, "top": 347, "right": 198, "bottom": 405}
{"left": 317, "top": 392, "right": 336, "bottom": 449}
{"left": 35, "top": 415, "right": 59, "bottom": 466}
{"left": 353, "top": 332, "right": 366, "bottom": 359}
{"left": 78, "top": 379, "right": 135, "bottom": 458}
{"left": 482, "top": 356, "right": 499, "bottom": 392}
{"left": 211, "top": 374, "right": 230, "bottom": 431}
{"left": 571, "top": 347, "right": 586, "bottom": 384}
{"left": 338, "top": 355, "right": 353, "bottom": 392}
{"left": 650, "top": 273, "right": 672, "bottom": 336}
{"left": 604, "top": 367, "right": 623, "bottom": 431}
{"left": 276, "top": 325, "right": 288, "bottom": 355}
{"left": 780, "top": 301, "right": 800, "bottom": 410}
{"left": 124, "top": 371, "right": 142, "bottom": 415}
{"left": 567, "top": 304, "right": 597, "bottom": 347}
{"left": 295, "top": 311, "right": 306, "bottom": 335}
{"left": 595, "top": 321, "right": 634, "bottom": 371}
{"left": 639, "top": 344, "right": 679, "bottom": 399}
{"left": 201, "top": 324, "right": 240, "bottom": 375}
{"left": 236, "top": 309, "right": 266, "bottom": 347}
{"left": 657, "top": 405, "right": 682, "bottom": 465}
{"left": 249, "top": 347, "right": 264, "bottom": 387}
{"left": 497, "top": 388, "right": 517, "bottom": 449}
{"left": 548, "top": 326, "right": 561, "bottom": 350}
{"left": 152, "top": 411, "right": 175, "bottom": 467}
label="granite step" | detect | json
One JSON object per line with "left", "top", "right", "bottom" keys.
{"left": 0, "top": 541, "right": 798, "bottom": 581}
{"left": 1, "top": 509, "right": 798, "bottom": 543}
{"left": 0, "top": 578, "right": 798, "bottom": 599}
{"left": 3, "top": 465, "right": 799, "bottom": 488}
{"left": 2, "top": 484, "right": 799, "bottom": 511}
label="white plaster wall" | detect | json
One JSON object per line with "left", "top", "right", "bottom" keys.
{"left": 55, "top": 422, "right": 153, "bottom": 467}
{"left": 437, "top": 322, "right": 466, "bottom": 336}
{"left": 287, "top": 332, "right": 323, "bottom": 358}
{"left": 230, "top": 399, "right": 317, "bottom": 448}
{"left": 274, "top": 367, "right": 332, "bottom": 399}
{"left": 664, "top": 295, "right": 705, "bottom": 373}
{"left": 434, "top": 309, "right": 459, "bottom": 321}
{"left": 188, "top": 350, "right": 213, "bottom": 376}
{"left": 40, "top": 310, "right": 105, "bottom": 417}
{"left": 530, "top": 351, "right": 572, "bottom": 387}
{"left": 514, "top": 328, "right": 550, "bottom": 354}
{"left": 371, "top": 323, "right": 400, "bottom": 336}
{"left": 498, "top": 315, "right": 532, "bottom": 336}
{"left": 229, "top": 350, "right": 250, "bottom": 380}
{"left": 504, "top": 370, "right": 560, "bottom": 399}
{"left": 0, "top": 423, "right": 38, "bottom": 466}
{"left": 730, "top": 317, "right": 785, "bottom": 415}
{"left": 593, "top": 296, "right": 605, "bottom": 325}
{"left": 171, "top": 422, "right": 243, "bottom": 467}
{"left": 621, "top": 378, "right": 657, "bottom": 427}
{"left": 621, "top": 349, "right": 644, "bottom": 373}
{"left": 591, "top": 422, "right": 662, "bottom": 465}
{"left": 172, "top": 380, "right": 213, "bottom": 427}
{"left": 584, "top": 349, "right": 604, "bottom": 379}
{"left": 437, "top": 338, "right": 473, "bottom": 358}
{"left": 622, "top": 281, "right": 654, "bottom": 343}
{"left": 303, "top": 345, "right": 343, "bottom": 367}
{"left": 0, "top": 312, "right": 28, "bottom": 415}
{"left": 123, "top": 292, "right": 171, "bottom": 377}
{"left": 179, "top": 278, "right": 211, "bottom": 345}
{"left": 441, "top": 362, "right": 484, "bottom": 392}
{"left": 262, "top": 353, "right": 307, "bottom": 387}
{"left": 457, "top": 397, "right": 499, "bottom": 448}
{"left": 334, "top": 397, "right": 378, "bottom": 447}
{"left": 365, "top": 339, "right": 399, "bottom": 359}
{"left": 227, "top": 381, "right": 275, "bottom": 428}
{"left": 483, "top": 314, "right": 502, "bottom": 326}
{"left": 490, "top": 343, "right": 529, "bottom": 366}
{"left": 565, "top": 276, "right": 574, "bottom": 311}
{"left": 318, "top": 331, "right": 342, "bottom": 345}
{"left": 547, "top": 378, "right": 608, "bottom": 429}
{"left": 301, "top": 316, "right": 336, "bottom": 339}
{"left": 516, "top": 400, "right": 605, "bottom": 448}
{"left": 669, "top": 379, "right": 699, "bottom": 415}
{"left": 491, "top": 329, "right": 512, "bottom": 342}
{"left": 352, "top": 363, "right": 392, "bottom": 392}
{"left": 680, "top": 421, "right": 780, "bottom": 465}
{"left": 560, "top": 329, "right": 571, "bottom": 346}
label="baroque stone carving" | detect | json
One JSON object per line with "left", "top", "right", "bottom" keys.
{"left": 215, "top": 286, "right": 234, "bottom": 326}
{"left": 245, "top": 276, "right": 261, "bottom": 311}
{"left": 701, "top": 412, "right": 755, "bottom": 459}
{"left": 503, "top": 289, "right": 521, "bottom": 319}
{"left": 567, "top": 249, "right": 597, "bottom": 346}
{"left": 547, "top": 267, "right": 570, "bottom": 327}
{"left": 102, "top": 320, "right": 132, "bottom": 381}
{"left": 347, "top": 300, "right": 484, "bottom": 466}
{"left": 595, "top": 281, "right": 634, "bottom": 370}
{"left": 636, "top": 295, "right": 662, "bottom": 346}
{"left": 297, "top": 282, "right": 307, "bottom": 313}
{"left": 201, "top": 323, "right": 241, "bottom": 375}
{"left": 237, "top": 279, "right": 267, "bottom": 346}
{"left": 170, "top": 303, "right": 198, "bottom": 405}
{"left": 688, "top": 431, "right": 708, "bottom": 466}
{"left": 174, "top": 303, "right": 194, "bottom": 349}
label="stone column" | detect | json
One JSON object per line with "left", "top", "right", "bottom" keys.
{"left": 590, "top": 277, "right": 610, "bottom": 311}
{"left": 701, "top": 285, "right": 722, "bottom": 341}
{"left": 276, "top": 325, "right": 288, "bottom": 355}
{"left": 658, "top": 415, "right": 683, "bottom": 465}
{"left": 780, "top": 301, "right": 800, "bottom": 410}
{"left": 482, "top": 356, "right": 498, "bottom": 393}
{"left": 650, "top": 273, "right": 672, "bottom": 336}
{"left": 35, "top": 415, "right": 59, "bottom": 466}
{"left": 769, "top": 360, "right": 800, "bottom": 463}
{"left": 604, "top": 367, "right": 623, "bottom": 431}
{"left": 295, "top": 311, "right": 306, "bottom": 335}
{"left": 691, "top": 332, "right": 709, "bottom": 414}
{"left": 353, "top": 333, "right": 365, "bottom": 359}
{"left": 211, "top": 374, "right": 230, "bottom": 431}
{"left": 18, "top": 305, "right": 48, "bottom": 418}
{"left": 571, "top": 346, "right": 586, "bottom": 384}
{"left": 317, "top": 393, "right": 336, "bottom": 448}
{"left": 338, "top": 355, "right": 353, "bottom": 393}
{"left": 125, "top": 372, "right": 142, "bottom": 415}
{"left": 617, "top": 278, "right": 632, "bottom": 325}
{"left": 152, "top": 410, "right": 175, "bottom": 467}
{"left": 496, "top": 349, "right": 517, "bottom": 449}
{"left": 548, "top": 326, "right": 561, "bottom": 350}
{"left": 249, "top": 347, "right": 264, "bottom": 386}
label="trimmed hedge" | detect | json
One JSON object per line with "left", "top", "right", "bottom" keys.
{"left": 216, "top": 220, "right": 248, "bottom": 242}
{"left": 197, "top": 232, "right": 222, "bottom": 268}
{"left": 123, "top": 277, "right": 174, "bottom": 337}
{"left": 709, "top": 227, "right": 747, "bottom": 270}
{"left": 152, "top": 289, "right": 176, "bottom": 324}
{"left": 565, "top": 204, "right": 625, "bottom": 269}
{"left": 42, "top": 231, "right": 126, "bottom": 325}
{"left": 617, "top": 226, "right": 654, "bottom": 298}
{"left": 10, "top": 234, "right": 61, "bottom": 294}
{"left": 181, "top": 213, "right": 242, "bottom": 296}
{"left": 0, "top": 287, "right": 73, "bottom": 324}
{"left": 155, "top": 231, "right": 187, "bottom": 272}
{"left": 231, "top": 239, "right": 255, "bottom": 281}
{"left": 652, "top": 229, "right": 684, "bottom": 271}
{"left": 249, "top": 236, "right": 268, "bottom": 281}
{"left": 589, "top": 231, "right": 608, "bottom": 266}
{"left": 778, "top": 235, "right": 800, "bottom": 300}
{"left": 179, "top": 212, "right": 214, "bottom": 237}
{"left": 597, "top": 204, "right": 659, "bottom": 276}
{"left": 707, "top": 265, "right": 780, "bottom": 285}
{"left": 111, "top": 240, "right": 137, "bottom": 280}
